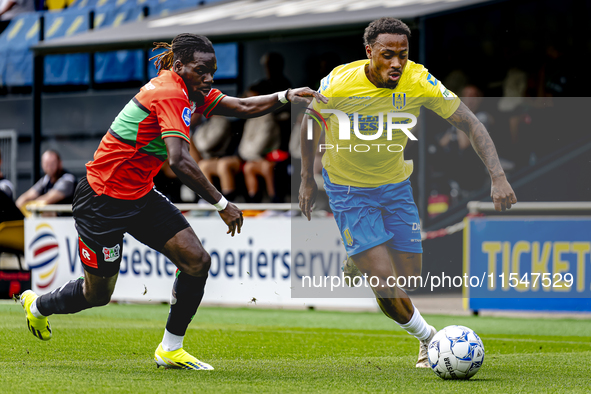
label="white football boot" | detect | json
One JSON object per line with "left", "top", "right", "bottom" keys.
{"left": 416, "top": 326, "right": 437, "bottom": 368}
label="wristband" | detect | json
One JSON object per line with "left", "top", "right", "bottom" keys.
{"left": 277, "top": 89, "right": 290, "bottom": 104}
{"left": 213, "top": 196, "right": 228, "bottom": 211}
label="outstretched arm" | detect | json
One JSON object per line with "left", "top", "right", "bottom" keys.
{"left": 211, "top": 88, "right": 327, "bottom": 118}
{"left": 166, "top": 137, "right": 243, "bottom": 236}
{"left": 446, "top": 102, "right": 517, "bottom": 211}
{"left": 298, "top": 109, "right": 323, "bottom": 220}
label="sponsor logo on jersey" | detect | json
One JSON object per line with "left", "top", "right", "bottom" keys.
{"left": 393, "top": 92, "right": 406, "bottom": 110}
{"left": 182, "top": 107, "right": 191, "bottom": 126}
{"left": 103, "top": 244, "right": 120, "bottom": 263}
{"left": 144, "top": 82, "right": 155, "bottom": 90}
{"left": 427, "top": 73, "right": 438, "bottom": 86}
{"left": 439, "top": 83, "right": 456, "bottom": 100}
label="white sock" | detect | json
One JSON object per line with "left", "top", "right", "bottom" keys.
{"left": 30, "top": 299, "right": 45, "bottom": 318}
{"left": 162, "top": 329, "right": 184, "bottom": 352}
{"left": 398, "top": 306, "right": 432, "bottom": 341}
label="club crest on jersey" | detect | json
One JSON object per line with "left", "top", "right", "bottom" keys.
{"left": 182, "top": 107, "right": 191, "bottom": 127}
{"left": 393, "top": 93, "right": 406, "bottom": 110}
{"left": 102, "top": 244, "right": 120, "bottom": 263}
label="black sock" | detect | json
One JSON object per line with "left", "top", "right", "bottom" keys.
{"left": 36, "top": 278, "right": 93, "bottom": 316}
{"left": 165, "top": 272, "right": 207, "bottom": 336}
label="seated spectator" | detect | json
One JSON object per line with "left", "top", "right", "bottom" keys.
{"left": 207, "top": 87, "right": 281, "bottom": 203}
{"left": 194, "top": 114, "right": 233, "bottom": 186}
{"left": 239, "top": 111, "right": 281, "bottom": 203}
{"left": 0, "top": 186, "right": 22, "bottom": 219}
{"left": 249, "top": 53, "right": 292, "bottom": 202}
{"left": 0, "top": 0, "right": 35, "bottom": 34}
{"left": 16, "top": 150, "right": 77, "bottom": 216}
{"left": 0, "top": 149, "right": 14, "bottom": 201}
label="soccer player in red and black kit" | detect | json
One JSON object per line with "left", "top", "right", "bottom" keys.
{"left": 19, "top": 33, "right": 326, "bottom": 370}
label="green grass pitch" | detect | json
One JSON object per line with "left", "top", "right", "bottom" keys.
{"left": 1, "top": 302, "right": 590, "bottom": 393}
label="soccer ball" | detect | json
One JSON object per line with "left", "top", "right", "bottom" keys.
{"left": 427, "top": 325, "right": 485, "bottom": 380}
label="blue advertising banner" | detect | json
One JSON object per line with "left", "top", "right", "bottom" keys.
{"left": 464, "top": 217, "right": 591, "bottom": 312}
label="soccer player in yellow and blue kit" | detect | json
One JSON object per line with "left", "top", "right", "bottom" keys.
{"left": 299, "top": 18, "right": 517, "bottom": 368}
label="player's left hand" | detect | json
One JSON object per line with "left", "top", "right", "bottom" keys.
{"left": 287, "top": 87, "right": 328, "bottom": 105}
{"left": 491, "top": 174, "right": 517, "bottom": 212}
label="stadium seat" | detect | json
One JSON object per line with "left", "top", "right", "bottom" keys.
{"left": 211, "top": 42, "right": 237, "bottom": 80}
{"left": 69, "top": 0, "right": 98, "bottom": 9}
{"left": 44, "top": 9, "right": 90, "bottom": 85}
{"left": 46, "top": 0, "right": 67, "bottom": 10}
{"left": 94, "top": 4, "right": 145, "bottom": 83}
{"left": 1, "top": 12, "right": 40, "bottom": 86}
{"left": 148, "top": 0, "right": 198, "bottom": 18}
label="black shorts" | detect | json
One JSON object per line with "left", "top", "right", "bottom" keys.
{"left": 72, "top": 176, "right": 190, "bottom": 277}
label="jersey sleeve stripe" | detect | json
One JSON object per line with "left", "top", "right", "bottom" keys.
{"left": 132, "top": 97, "right": 150, "bottom": 114}
{"left": 161, "top": 130, "right": 191, "bottom": 143}
{"left": 203, "top": 94, "right": 226, "bottom": 118}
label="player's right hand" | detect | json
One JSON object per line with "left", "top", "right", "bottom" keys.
{"left": 219, "top": 202, "right": 243, "bottom": 236}
{"left": 491, "top": 175, "right": 517, "bottom": 212}
{"left": 287, "top": 87, "right": 328, "bottom": 105}
{"left": 299, "top": 176, "right": 318, "bottom": 221}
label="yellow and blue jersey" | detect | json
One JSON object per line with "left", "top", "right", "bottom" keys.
{"left": 312, "top": 59, "right": 460, "bottom": 188}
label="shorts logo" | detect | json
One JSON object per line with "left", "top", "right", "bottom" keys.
{"left": 343, "top": 228, "right": 354, "bottom": 246}
{"left": 182, "top": 107, "right": 191, "bottom": 127}
{"left": 102, "top": 245, "right": 120, "bottom": 263}
{"left": 78, "top": 237, "right": 98, "bottom": 269}
{"left": 412, "top": 223, "right": 420, "bottom": 231}
{"left": 393, "top": 93, "right": 406, "bottom": 110}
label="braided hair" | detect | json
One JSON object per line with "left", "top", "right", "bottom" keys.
{"left": 149, "top": 33, "right": 215, "bottom": 73}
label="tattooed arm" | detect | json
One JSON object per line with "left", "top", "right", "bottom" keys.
{"left": 446, "top": 102, "right": 517, "bottom": 211}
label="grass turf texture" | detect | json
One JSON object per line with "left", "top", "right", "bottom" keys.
{"left": 1, "top": 303, "right": 590, "bottom": 393}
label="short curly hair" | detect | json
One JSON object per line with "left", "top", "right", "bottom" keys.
{"left": 363, "top": 17, "right": 411, "bottom": 47}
